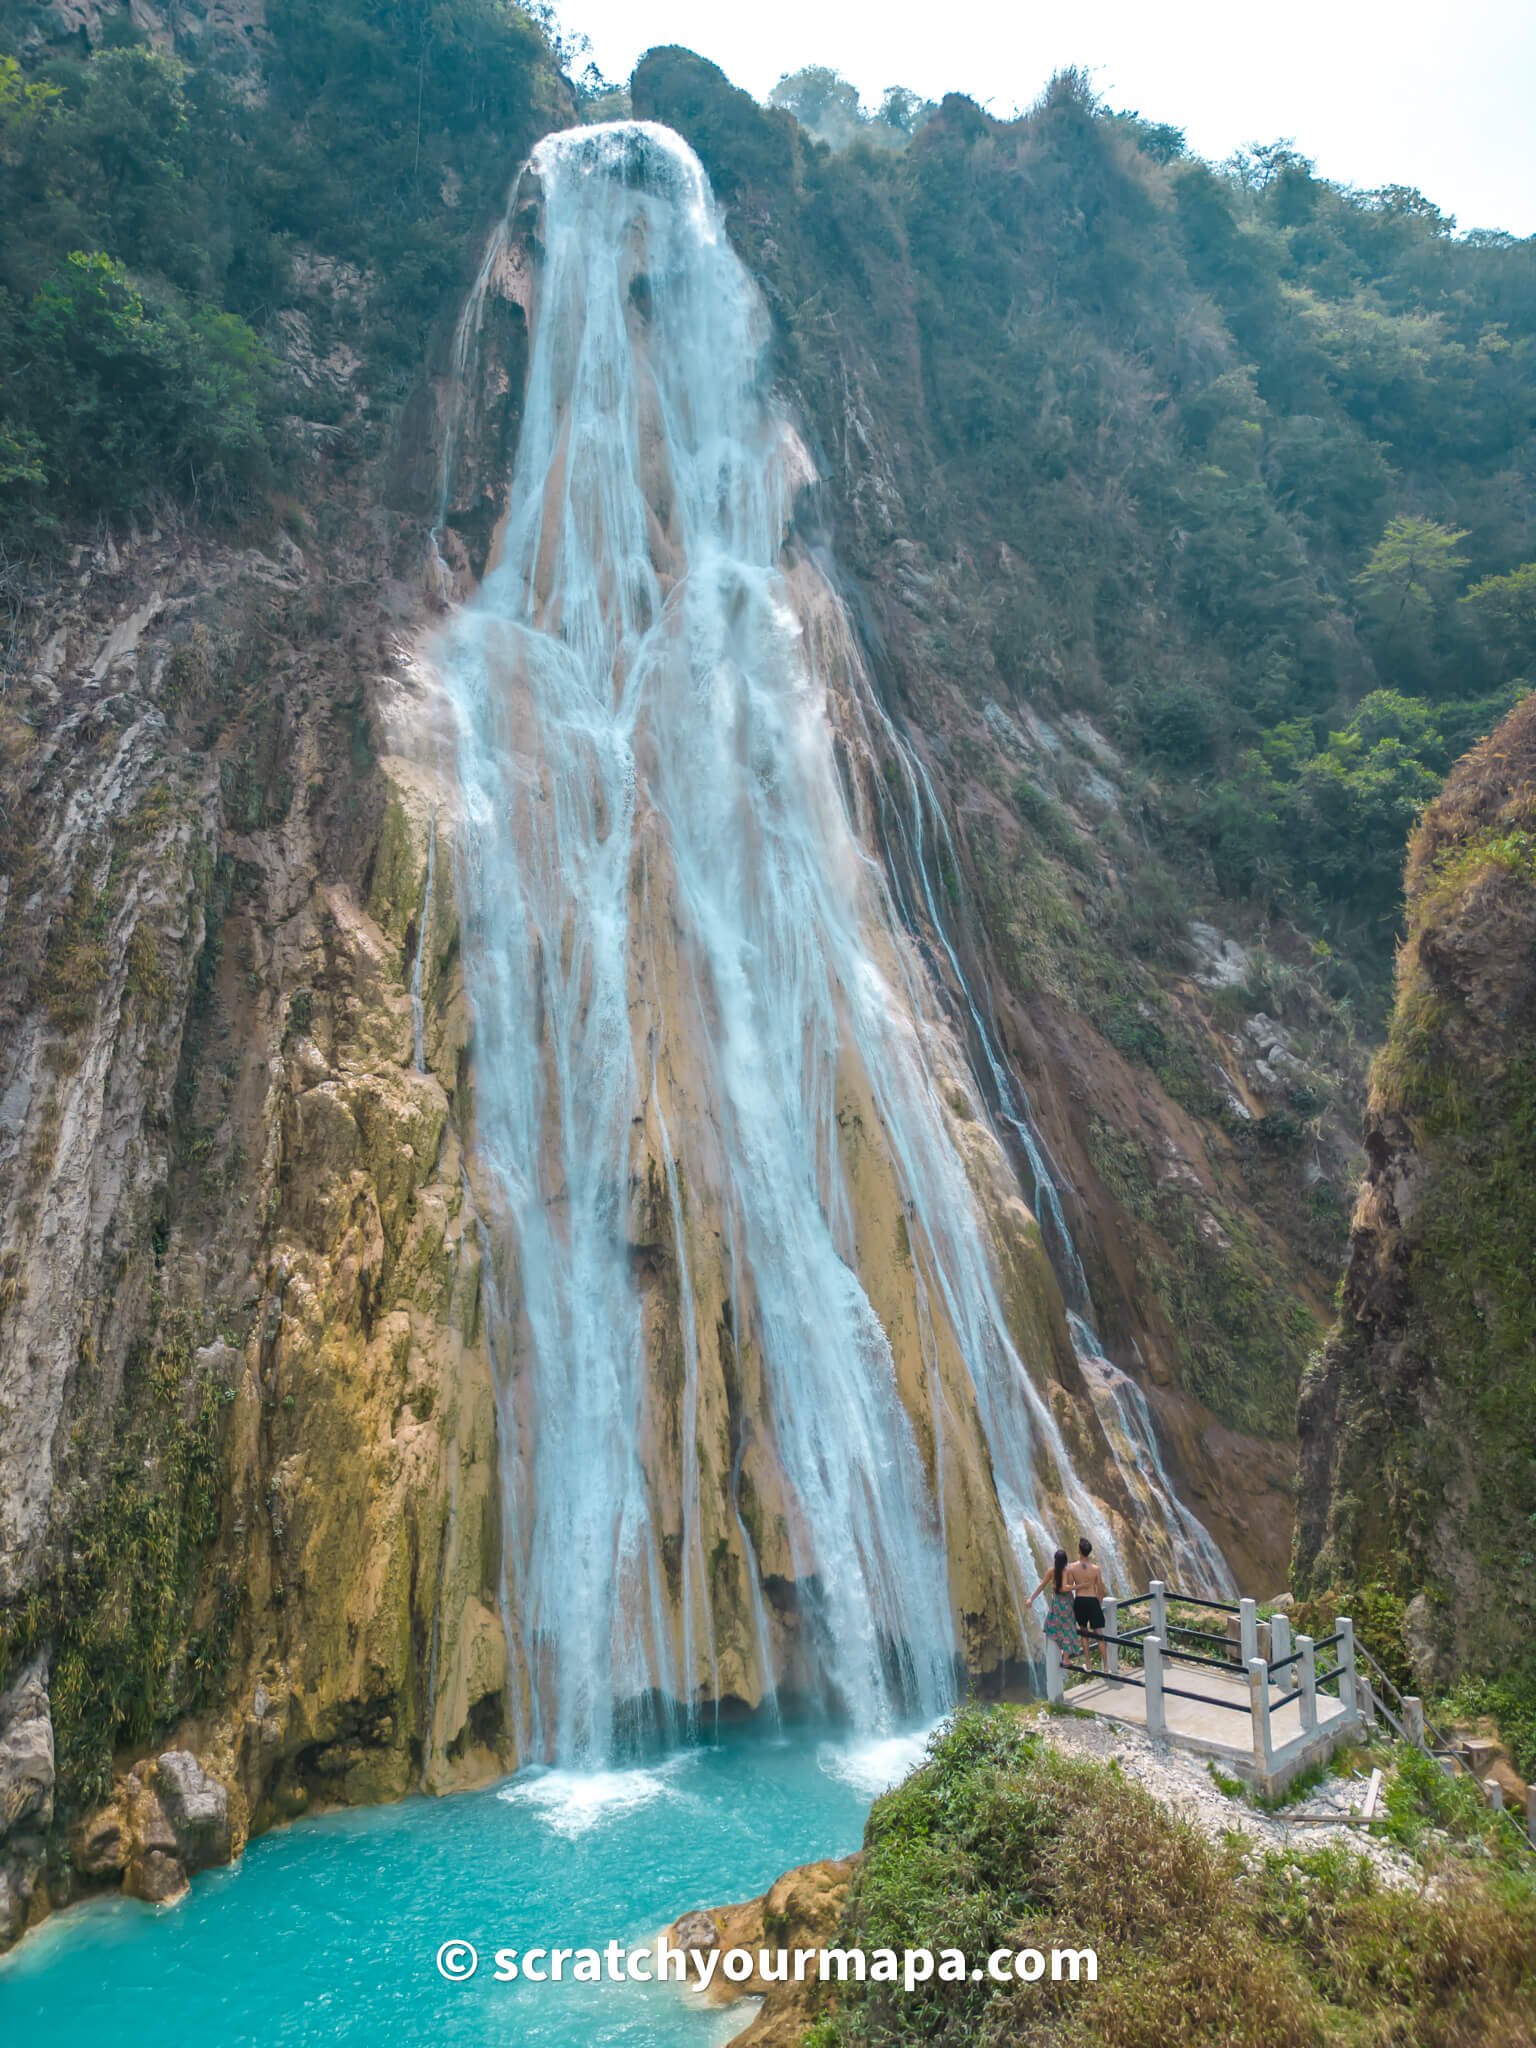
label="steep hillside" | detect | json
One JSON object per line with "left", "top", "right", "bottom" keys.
{"left": 1296, "top": 692, "right": 1536, "bottom": 1717}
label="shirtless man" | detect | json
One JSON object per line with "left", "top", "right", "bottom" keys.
{"left": 1065, "top": 1538, "right": 1107, "bottom": 1670}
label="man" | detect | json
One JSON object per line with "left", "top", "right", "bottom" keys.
{"left": 1066, "top": 1538, "right": 1107, "bottom": 1671}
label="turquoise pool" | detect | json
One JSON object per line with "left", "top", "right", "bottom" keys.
{"left": 0, "top": 1726, "right": 930, "bottom": 2046}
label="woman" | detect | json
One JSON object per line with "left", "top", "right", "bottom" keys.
{"left": 1027, "top": 1549, "right": 1079, "bottom": 1668}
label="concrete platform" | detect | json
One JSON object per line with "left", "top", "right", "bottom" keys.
{"left": 1063, "top": 1659, "right": 1359, "bottom": 1794}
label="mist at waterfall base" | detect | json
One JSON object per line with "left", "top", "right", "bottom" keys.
{"left": 1, "top": 1727, "right": 908, "bottom": 2045}
{"left": 438, "top": 118, "right": 1231, "bottom": 1768}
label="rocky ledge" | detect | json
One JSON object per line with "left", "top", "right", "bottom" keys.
{"left": 0, "top": 1647, "right": 239, "bottom": 1942}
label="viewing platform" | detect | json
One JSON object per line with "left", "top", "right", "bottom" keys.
{"left": 1047, "top": 1582, "right": 1364, "bottom": 1797}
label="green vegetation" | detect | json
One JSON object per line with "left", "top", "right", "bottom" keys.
{"left": 0, "top": 6, "right": 567, "bottom": 543}
{"left": 1379, "top": 1742, "right": 1523, "bottom": 1860}
{"left": 806, "top": 1707, "right": 1536, "bottom": 2047}
{"left": 768, "top": 67, "right": 933, "bottom": 151}
{"left": 1442, "top": 1663, "right": 1536, "bottom": 1782}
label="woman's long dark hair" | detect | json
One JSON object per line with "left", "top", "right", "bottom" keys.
{"left": 1052, "top": 1548, "right": 1068, "bottom": 1593}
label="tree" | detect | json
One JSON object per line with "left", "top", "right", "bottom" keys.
{"left": 877, "top": 86, "right": 933, "bottom": 137}
{"left": 1113, "top": 108, "right": 1186, "bottom": 163}
{"left": 768, "top": 67, "right": 864, "bottom": 141}
{"left": 1227, "top": 139, "right": 1311, "bottom": 192}
{"left": 0, "top": 54, "right": 61, "bottom": 160}
{"left": 1462, "top": 562, "right": 1536, "bottom": 678}
{"left": 1291, "top": 691, "right": 1445, "bottom": 925}
{"left": 1352, "top": 515, "right": 1470, "bottom": 629}
{"left": 23, "top": 252, "right": 272, "bottom": 516}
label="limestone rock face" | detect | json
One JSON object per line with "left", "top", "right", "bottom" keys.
{"left": 0, "top": 1658, "right": 55, "bottom": 1947}
{"left": 1296, "top": 695, "right": 1536, "bottom": 1682}
{"left": 0, "top": 1659, "right": 54, "bottom": 1838}
{"left": 0, "top": 512, "right": 510, "bottom": 1951}
{"left": 25, "top": 0, "right": 268, "bottom": 71}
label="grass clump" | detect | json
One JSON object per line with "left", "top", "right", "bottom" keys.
{"left": 1206, "top": 1761, "right": 1246, "bottom": 1799}
{"left": 1253, "top": 1757, "right": 1330, "bottom": 1811}
{"left": 807, "top": 1706, "right": 1536, "bottom": 2047}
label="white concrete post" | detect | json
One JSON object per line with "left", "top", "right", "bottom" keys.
{"left": 1149, "top": 1580, "right": 1167, "bottom": 1645}
{"left": 1337, "top": 1618, "right": 1357, "bottom": 1716}
{"left": 1484, "top": 1777, "right": 1504, "bottom": 1812}
{"left": 1526, "top": 1787, "right": 1536, "bottom": 1846}
{"left": 1144, "top": 1634, "right": 1167, "bottom": 1738}
{"left": 1045, "top": 1636, "right": 1063, "bottom": 1704}
{"left": 1102, "top": 1596, "right": 1119, "bottom": 1678}
{"left": 1239, "top": 1598, "right": 1259, "bottom": 1668}
{"left": 1297, "top": 1634, "right": 1318, "bottom": 1732}
{"left": 1359, "top": 1676, "right": 1376, "bottom": 1726}
{"left": 1403, "top": 1695, "right": 1426, "bottom": 1748}
{"left": 1271, "top": 1612, "right": 1293, "bottom": 1667}
{"left": 1249, "top": 1657, "right": 1273, "bottom": 1774}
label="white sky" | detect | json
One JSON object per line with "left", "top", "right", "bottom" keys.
{"left": 555, "top": 0, "right": 1536, "bottom": 236}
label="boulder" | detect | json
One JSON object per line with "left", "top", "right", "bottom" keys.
{"left": 124, "top": 1846, "right": 188, "bottom": 1907}
{"left": 154, "top": 1750, "right": 233, "bottom": 1872}
{"left": 84, "top": 1751, "right": 234, "bottom": 1907}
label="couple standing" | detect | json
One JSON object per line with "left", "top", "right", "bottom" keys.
{"left": 1029, "top": 1539, "right": 1107, "bottom": 1671}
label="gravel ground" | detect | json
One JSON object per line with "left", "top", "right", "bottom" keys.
{"left": 1033, "top": 1709, "right": 1424, "bottom": 1888}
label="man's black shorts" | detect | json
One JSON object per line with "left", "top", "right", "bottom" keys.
{"left": 1073, "top": 1596, "right": 1105, "bottom": 1632}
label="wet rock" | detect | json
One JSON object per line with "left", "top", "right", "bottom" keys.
{"left": 0, "top": 1853, "right": 45, "bottom": 1947}
{"left": 84, "top": 1752, "right": 235, "bottom": 1907}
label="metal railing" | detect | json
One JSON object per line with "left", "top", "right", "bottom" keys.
{"left": 1045, "top": 1581, "right": 1359, "bottom": 1771}
{"left": 1050, "top": 1584, "right": 1536, "bottom": 1856}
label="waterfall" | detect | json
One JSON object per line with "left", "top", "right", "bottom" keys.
{"left": 844, "top": 696, "right": 1235, "bottom": 1598}
{"left": 428, "top": 120, "right": 1230, "bottom": 1766}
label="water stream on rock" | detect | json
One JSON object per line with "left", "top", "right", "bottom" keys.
{"left": 431, "top": 120, "right": 1232, "bottom": 1768}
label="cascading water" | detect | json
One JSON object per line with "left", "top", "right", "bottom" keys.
{"left": 851, "top": 712, "right": 1237, "bottom": 1600}
{"left": 429, "top": 120, "right": 1231, "bottom": 1767}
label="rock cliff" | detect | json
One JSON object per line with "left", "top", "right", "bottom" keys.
{"left": 1295, "top": 693, "right": 1536, "bottom": 1684}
